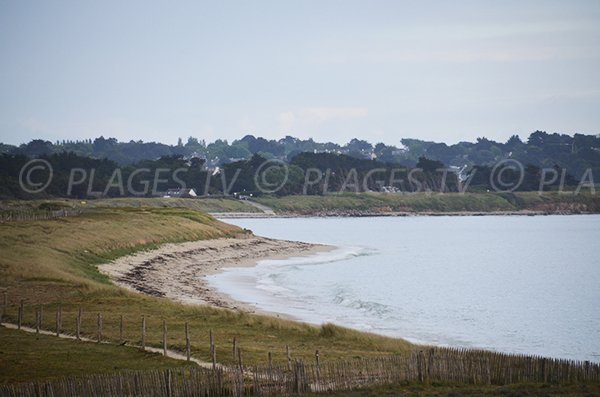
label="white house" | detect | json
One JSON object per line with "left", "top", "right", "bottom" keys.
{"left": 163, "top": 188, "right": 197, "bottom": 198}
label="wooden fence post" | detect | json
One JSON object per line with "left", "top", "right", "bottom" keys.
{"left": 232, "top": 336, "right": 237, "bottom": 359}
{"left": 76, "top": 307, "right": 82, "bottom": 340}
{"left": 1, "top": 292, "right": 6, "bottom": 323}
{"left": 35, "top": 307, "right": 40, "bottom": 335}
{"left": 237, "top": 348, "right": 243, "bottom": 373}
{"left": 212, "top": 342, "right": 217, "bottom": 370}
{"left": 268, "top": 351, "right": 273, "bottom": 374}
{"left": 37, "top": 306, "right": 42, "bottom": 334}
{"left": 97, "top": 313, "right": 102, "bottom": 343}
{"left": 417, "top": 350, "right": 423, "bottom": 383}
{"left": 119, "top": 315, "right": 124, "bottom": 344}
{"left": 18, "top": 299, "right": 23, "bottom": 330}
{"left": 286, "top": 345, "right": 292, "bottom": 371}
{"left": 55, "top": 303, "right": 62, "bottom": 336}
{"left": 185, "top": 322, "right": 191, "bottom": 362}
{"left": 315, "top": 350, "right": 320, "bottom": 381}
{"left": 0, "top": 291, "right": 8, "bottom": 323}
{"left": 165, "top": 369, "right": 173, "bottom": 397}
{"left": 141, "top": 316, "right": 146, "bottom": 350}
{"left": 209, "top": 329, "right": 214, "bottom": 357}
{"left": 38, "top": 304, "right": 43, "bottom": 330}
{"left": 293, "top": 359, "right": 300, "bottom": 393}
{"left": 162, "top": 319, "right": 168, "bottom": 356}
{"left": 426, "top": 348, "right": 433, "bottom": 384}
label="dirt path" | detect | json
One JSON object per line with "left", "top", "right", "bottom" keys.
{"left": 209, "top": 200, "right": 276, "bottom": 218}
{"left": 244, "top": 200, "right": 275, "bottom": 215}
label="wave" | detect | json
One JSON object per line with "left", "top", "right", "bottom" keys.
{"left": 251, "top": 246, "right": 376, "bottom": 298}
{"left": 332, "top": 287, "right": 392, "bottom": 317}
{"left": 256, "top": 245, "right": 377, "bottom": 270}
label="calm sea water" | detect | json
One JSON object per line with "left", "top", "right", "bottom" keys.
{"left": 208, "top": 215, "right": 600, "bottom": 362}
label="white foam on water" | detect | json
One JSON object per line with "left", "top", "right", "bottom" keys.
{"left": 207, "top": 246, "right": 371, "bottom": 324}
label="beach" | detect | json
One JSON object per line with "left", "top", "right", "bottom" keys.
{"left": 99, "top": 235, "right": 331, "bottom": 313}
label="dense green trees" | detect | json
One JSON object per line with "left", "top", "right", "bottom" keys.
{"left": 1, "top": 130, "right": 598, "bottom": 196}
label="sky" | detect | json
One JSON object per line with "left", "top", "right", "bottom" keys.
{"left": 1, "top": 0, "right": 599, "bottom": 147}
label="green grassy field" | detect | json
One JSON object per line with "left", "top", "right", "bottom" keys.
{"left": 0, "top": 206, "right": 412, "bottom": 384}
{"left": 0, "top": 196, "right": 260, "bottom": 213}
{"left": 0, "top": 327, "right": 192, "bottom": 384}
{"left": 255, "top": 192, "right": 600, "bottom": 214}
{"left": 2, "top": 192, "right": 597, "bottom": 217}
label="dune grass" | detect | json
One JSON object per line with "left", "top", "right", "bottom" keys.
{"left": 255, "top": 192, "right": 600, "bottom": 214}
{"left": 0, "top": 206, "right": 413, "bottom": 383}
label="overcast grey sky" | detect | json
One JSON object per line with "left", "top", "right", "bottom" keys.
{"left": 1, "top": 0, "right": 599, "bottom": 146}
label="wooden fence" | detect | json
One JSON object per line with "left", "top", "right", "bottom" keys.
{"left": 0, "top": 297, "right": 209, "bottom": 364}
{"left": 0, "top": 208, "right": 82, "bottom": 222}
{"left": 1, "top": 351, "right": 599, "bottom": 397}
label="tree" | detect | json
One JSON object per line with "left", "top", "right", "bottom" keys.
{"left": 528, "top": 131, "right": 548, "bottom": 146}
{"left": 346, "top": 138, "right": 372, "bottom": 153}
{"left": 186, "top": 137, "right": 199, "bottom": 147}
{"left": 374, "top": 142, "right": 387, "bottom": 154}
{"left": 20, "top": 139, "right": 54, "bottom": 156}
{"left": 416, "top": 156, "right": 444, "bottom": 172}
{"left": 505, "top": 135, "right": 523, "bottom": 151}
{"left": 92, "top": 136, "right": 117, "bottom": 153}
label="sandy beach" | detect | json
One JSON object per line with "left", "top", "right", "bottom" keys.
{"left": 99, "top": 236, "right": 331, "bottom": 313}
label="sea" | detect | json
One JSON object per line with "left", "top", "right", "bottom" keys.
{"left": 208, "top": 215, "right": 600, "bottom": 362}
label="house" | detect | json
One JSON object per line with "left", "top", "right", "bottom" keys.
{"left": 163, "top": 188, "right": 197, "bottom": 198}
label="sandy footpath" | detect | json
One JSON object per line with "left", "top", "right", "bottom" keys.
{"left": 99, "top": 236, "right": 331, "bottom": 313}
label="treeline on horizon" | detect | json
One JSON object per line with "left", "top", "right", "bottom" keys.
{"left": 0, "top": 152, "right": 455, "bottom": 199}
{"left": 2, "top": 131, "right": 599, "bottom": 178}
{"left": 0, "top": 151, "right": 583, "bottom": 200}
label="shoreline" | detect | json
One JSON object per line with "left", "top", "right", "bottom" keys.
{"left": 210, "top": 210, "right": 595, "bottom": 218}
{"left": 99, "top": 236, "right": 333, "bottom": 316}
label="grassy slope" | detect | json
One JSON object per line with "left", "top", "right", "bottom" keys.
{"left": 0, "top": 327, "right": 191, "bottom": 384}
{"left": 0, "top": 197, "right": 260, "bottom": 213}
{"left": 0, "top": 207, "right": 412, "bottom": 384}
{"left": 255, "top": 192, "right": 600, "bottom": 214}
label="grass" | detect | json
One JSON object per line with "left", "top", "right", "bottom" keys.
{"left": 0, "top": 327, "right": 192, "bottom": 384}
{"left": 0, "top": 205, "right": 413, "bottom": 384}
{"left": 255, "top": 192, "right": 600, "bottom": 214}
{"left": 3, "top": 193, "right": 598, "bottom": 216}
{"left": 0, "top": 196, "right": 260, "bottom": 213}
